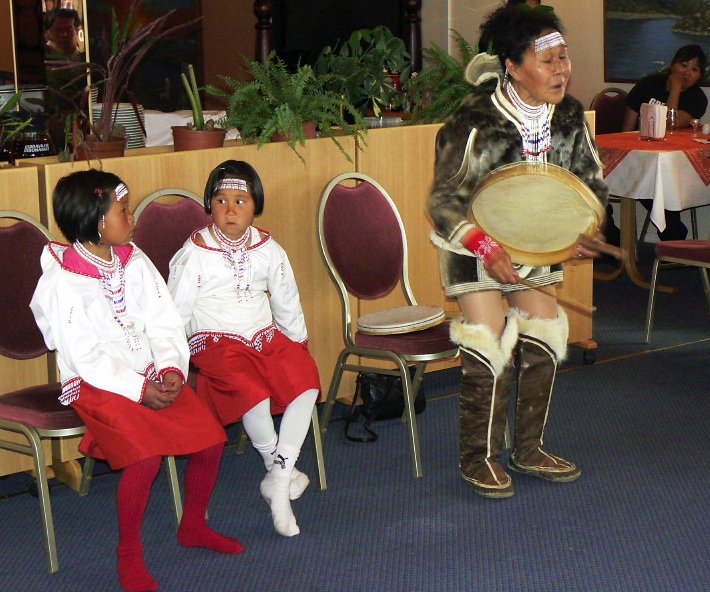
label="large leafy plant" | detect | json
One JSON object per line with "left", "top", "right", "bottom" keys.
{"left": 407, "top": 30, "right": 477, "bottom": 124}
{"left": 208, "top": 52, "right": 365, "bottom": 163}
{"left": 315, "top": 26, "right": 412, "bottom": 117}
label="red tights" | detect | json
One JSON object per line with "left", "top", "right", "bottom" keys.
{"left": 116, "top": 444, "right": 242, "bottom": 592}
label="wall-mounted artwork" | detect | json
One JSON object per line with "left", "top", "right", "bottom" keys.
{"left": 604, "top": 0, "right": 710, "bottom": 83}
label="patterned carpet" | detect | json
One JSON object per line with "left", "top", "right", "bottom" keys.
{"left": 1, "top": 249, "right": 709, "bottom": 592}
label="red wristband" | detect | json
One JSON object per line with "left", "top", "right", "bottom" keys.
{"left": 461, "top": 228, "right": 501, "bottom": 264}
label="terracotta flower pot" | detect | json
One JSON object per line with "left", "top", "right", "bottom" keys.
{"left": 172, "top": 126, "right": 227, "bottom": 152}
{"left": 271, "top": 121, "right": 318, "bottom": 143}
{"left": 74, "top": 135, "right": 127, "bottom": 161}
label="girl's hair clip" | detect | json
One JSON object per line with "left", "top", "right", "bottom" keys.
{"left": 94, "top": 188, "right": 103, "bottom": 195}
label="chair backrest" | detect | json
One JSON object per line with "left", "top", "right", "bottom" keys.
{"left": 132, "top": 188, "right": 212, "bottom": 281}
{"left": 589, "top": 87, "right": 628, "bottom": 135}
{"left": 0, "top": 211, "right": 53, "bottom": 360}
{"left": 317, "top": 173, "right": 416, "bottom": 343}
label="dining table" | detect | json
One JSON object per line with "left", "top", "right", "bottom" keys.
{"left": 595, "top": 128, "right": 710, "bottom": 292}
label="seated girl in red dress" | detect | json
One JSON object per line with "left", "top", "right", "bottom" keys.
{"left": 30, "top": 169, "right": 243, "bottom": 592}
{"left": 168, "top": 160, "right": 320, "bottom": 538}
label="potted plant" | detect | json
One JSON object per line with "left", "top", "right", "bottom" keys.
{"left": 171, "top": 64, "right": 226, "bottom": 151}
{"left": 0, "top": 92, "right": 33, "bottom": 163}
{"left": 314, "top": 26, "right": 413, "bottom": 119}
{"left": 406, "top": 30, "right": 477, "bottom": 125}
{"left": 56, "top": 0, "right": 200, "bottom": 160}
{"left": 208, "top": 52, "right": 366, "bottom": 163}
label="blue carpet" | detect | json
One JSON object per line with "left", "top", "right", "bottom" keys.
{"left": 2, "top": 252, "right": 710, "bottom": 591}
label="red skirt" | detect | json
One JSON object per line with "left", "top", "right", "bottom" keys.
{"left": 71, "top": 382, "right": 226, "bottom": 470}
{"left": 190, "top": 330, "right": 321, "bottom": 427}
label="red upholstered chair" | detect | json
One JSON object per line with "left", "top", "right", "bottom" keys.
{"left": 590, "top": 87, "right": 628, "bottom": 135}
{"left": 0, "top": 211, "right": 183, "bottom": 573}
{"left": 644, "top": 240, "right": 710, "bottom": 342}
{"left": 0, "top": 211, "right": 88, "bottom": 573}
{"left": 317, "top": 173, "right": 459, "bottom": 479}
{"left": 132, "top": 188, "right": 212, "bottom": 281}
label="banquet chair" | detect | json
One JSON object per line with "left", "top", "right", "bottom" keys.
{"left": 644, "top": 240, "right": 710, "bottom": 343}
{"left": 0, "top": 211, "right": 183, "bottom": 573}
{"left": 589, "top": 87, "right": 627, "bottom": 135}
{"left": 317, "top": 173, "right": 459, "bottom": 479}
{"left": 132, "top": 188, "right": 211, "bottom": 281}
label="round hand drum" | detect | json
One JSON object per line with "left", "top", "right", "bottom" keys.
{"left": 469, "top": 162, "right": 605, "bottom": 266}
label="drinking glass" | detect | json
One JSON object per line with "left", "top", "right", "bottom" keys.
{"left": 690, "top": 118, "right": 701, "bottom": 137}
{"left": 666, "top": 108, "right": 678, "bottom": 135}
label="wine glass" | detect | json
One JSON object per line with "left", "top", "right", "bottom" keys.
{"left": 690, "top": 118, "right": 702, "bottom": 138}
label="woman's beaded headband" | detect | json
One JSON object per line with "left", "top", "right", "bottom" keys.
{"left": 534, "top": 32, "right": 565, "bottom": 54}
{"left": 216, "top": 178, "right": 249, "bottom": 193}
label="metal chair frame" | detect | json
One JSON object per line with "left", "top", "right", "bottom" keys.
{"left": 316, "top": 173, "right": 459, "bottom": 479}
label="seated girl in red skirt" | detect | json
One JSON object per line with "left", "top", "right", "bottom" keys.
{"left": 30, "top": 169, "right": 243, "bottom": 592}
{"left": 168, "top": 160, "right": 320, "bottom": 538}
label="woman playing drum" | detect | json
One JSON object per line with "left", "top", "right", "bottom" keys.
{"left": 427, "top": 5, "right": 608, "bottom": 498}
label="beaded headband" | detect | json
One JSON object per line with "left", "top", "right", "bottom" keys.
{"left": 114, "top": 183, "right": 128, "bottom": 201}
{"left": 534, "top": 32, "right": 565, "bottom": 54}
{"left": 216, "top": 178, "right": 249, "bottom": 193}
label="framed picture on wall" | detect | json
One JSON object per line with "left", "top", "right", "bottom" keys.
{"left": 87, "top": 0, "right": 202, "bottom": 111}
{"left": 604, "top": 0, "right": 710, "bottom": 83}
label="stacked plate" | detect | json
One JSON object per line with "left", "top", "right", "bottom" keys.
{"left": 91, "top": 102, "right": 146, "bottom": 149}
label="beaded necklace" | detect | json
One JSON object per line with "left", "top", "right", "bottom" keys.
{"left": 505, "top": 80, "right": 552, "bottom": 161}
{"left": 212, "top": 224, "right": 252, "bottom": 295}
{"left": 73, "top": 241, "right": 142, "bottom": 351}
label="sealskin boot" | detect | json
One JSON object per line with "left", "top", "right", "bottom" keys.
{"left": 508, "top": 308, "right": 581, "bottom": 482}
{"left": 452, "top": 317, "right": 517, "bottom": 499}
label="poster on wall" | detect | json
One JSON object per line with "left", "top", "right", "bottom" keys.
{"left": 86, "top": 0, "right": 201, "bottom": 111}
{"left": 604, "top": 0, "right": 710, "bottom": 83}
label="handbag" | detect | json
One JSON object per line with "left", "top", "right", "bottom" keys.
{"left": 344, "top": 368, "right": 426, "bottom": 443}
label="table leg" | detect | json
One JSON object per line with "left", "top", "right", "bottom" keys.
{"left": 618, "top": 197, "right": 677, "bottom": 293}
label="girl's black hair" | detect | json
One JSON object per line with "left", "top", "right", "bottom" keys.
{"left": 53, "top": 169, "right": 123, "bottom": 243}
{"left": 480, "top": 4, "right": 563, "bottom": 70}
{"left": 203, "top": 160, "right": 265, "bottom": 215}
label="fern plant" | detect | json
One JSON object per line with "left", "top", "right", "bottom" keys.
{"left": 208, "top": 52, "right": 365, "bottom": 163}
{"left": 407, "top": 30, "right": 477, "bottom": 124}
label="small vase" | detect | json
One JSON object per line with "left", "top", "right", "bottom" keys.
{"left": 271, "top": 121, "right": 318, "bottom": 142}
{"left": 172, "top": 126, "right": 227, "bottom": 152}
{"left": 74, "top": 135, "right": 127, "bottom": 161}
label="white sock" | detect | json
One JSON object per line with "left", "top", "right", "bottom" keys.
{"left": 260, "top": 452, "right": 299, "bottom": 537}
{"left": 251, "top": 436, "right": 309, "bottom": 500}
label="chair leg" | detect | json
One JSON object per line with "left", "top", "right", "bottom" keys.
{"left": 319, "top": 351, "right": 348, "bottom": 434}
{"left": 397, "top": 359, "right": 423, "bottom": 479}
{"left": 164, "top": 456, "right": 183, "bottom": 528}
{"left": 78, "top": 456, "right": 94, "bottom": 497}
{"left": 235, "top": 424, "right": 249, "bottom": 454}
{"left": 691, "top": 208, "right": 699, "bottom": 239}
{"left": 700, "top": 267, "right": 710, "bottom": 314}
{"left": 644, "top": 257, "right": 662, "bottom": 343}
{"left": 310, "top": 406, "right": 327, "bottom": 491}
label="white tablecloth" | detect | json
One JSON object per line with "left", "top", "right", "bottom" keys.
{"left": 602, "top": 143, "right": 710, "bottom": 232}
{"left": 143, "top": 110, "right": 240, "bottom": 147}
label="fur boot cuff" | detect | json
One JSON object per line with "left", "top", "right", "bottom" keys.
{"left": 510, "top": 305, "right": 569, "bottom": 362}
{"left": 450, "top": 315, "right": 518, "bottom": 376}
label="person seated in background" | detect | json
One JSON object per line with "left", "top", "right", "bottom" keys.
{"left": 610, "top": 45, "right": 709, "bottom": 242}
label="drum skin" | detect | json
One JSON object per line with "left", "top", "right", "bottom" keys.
{"left": 469, "top": 162, "right": 605, "bottom": 266}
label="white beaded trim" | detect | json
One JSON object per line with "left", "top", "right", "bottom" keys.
{"left": 216, "top": 178, "right": 249, "bottom": 192}
{"left": 534, "top": 32, "right": 565, "bottom": 54}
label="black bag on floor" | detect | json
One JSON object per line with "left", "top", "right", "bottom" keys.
{"left": 344, "top": 368, "right": 426, "bottom": 443}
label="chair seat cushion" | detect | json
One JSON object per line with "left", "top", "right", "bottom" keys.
{"left": 357, "top": 305, "right": 445, "bottom": 335}
{"left": 0, "top": 383, "right": 84, "bottom": 430}
{"left": 355, "top": 321, "right": 458, "bottom": 355}
{"left": 655, "top": 240, "right": 710, "bottom": 264}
